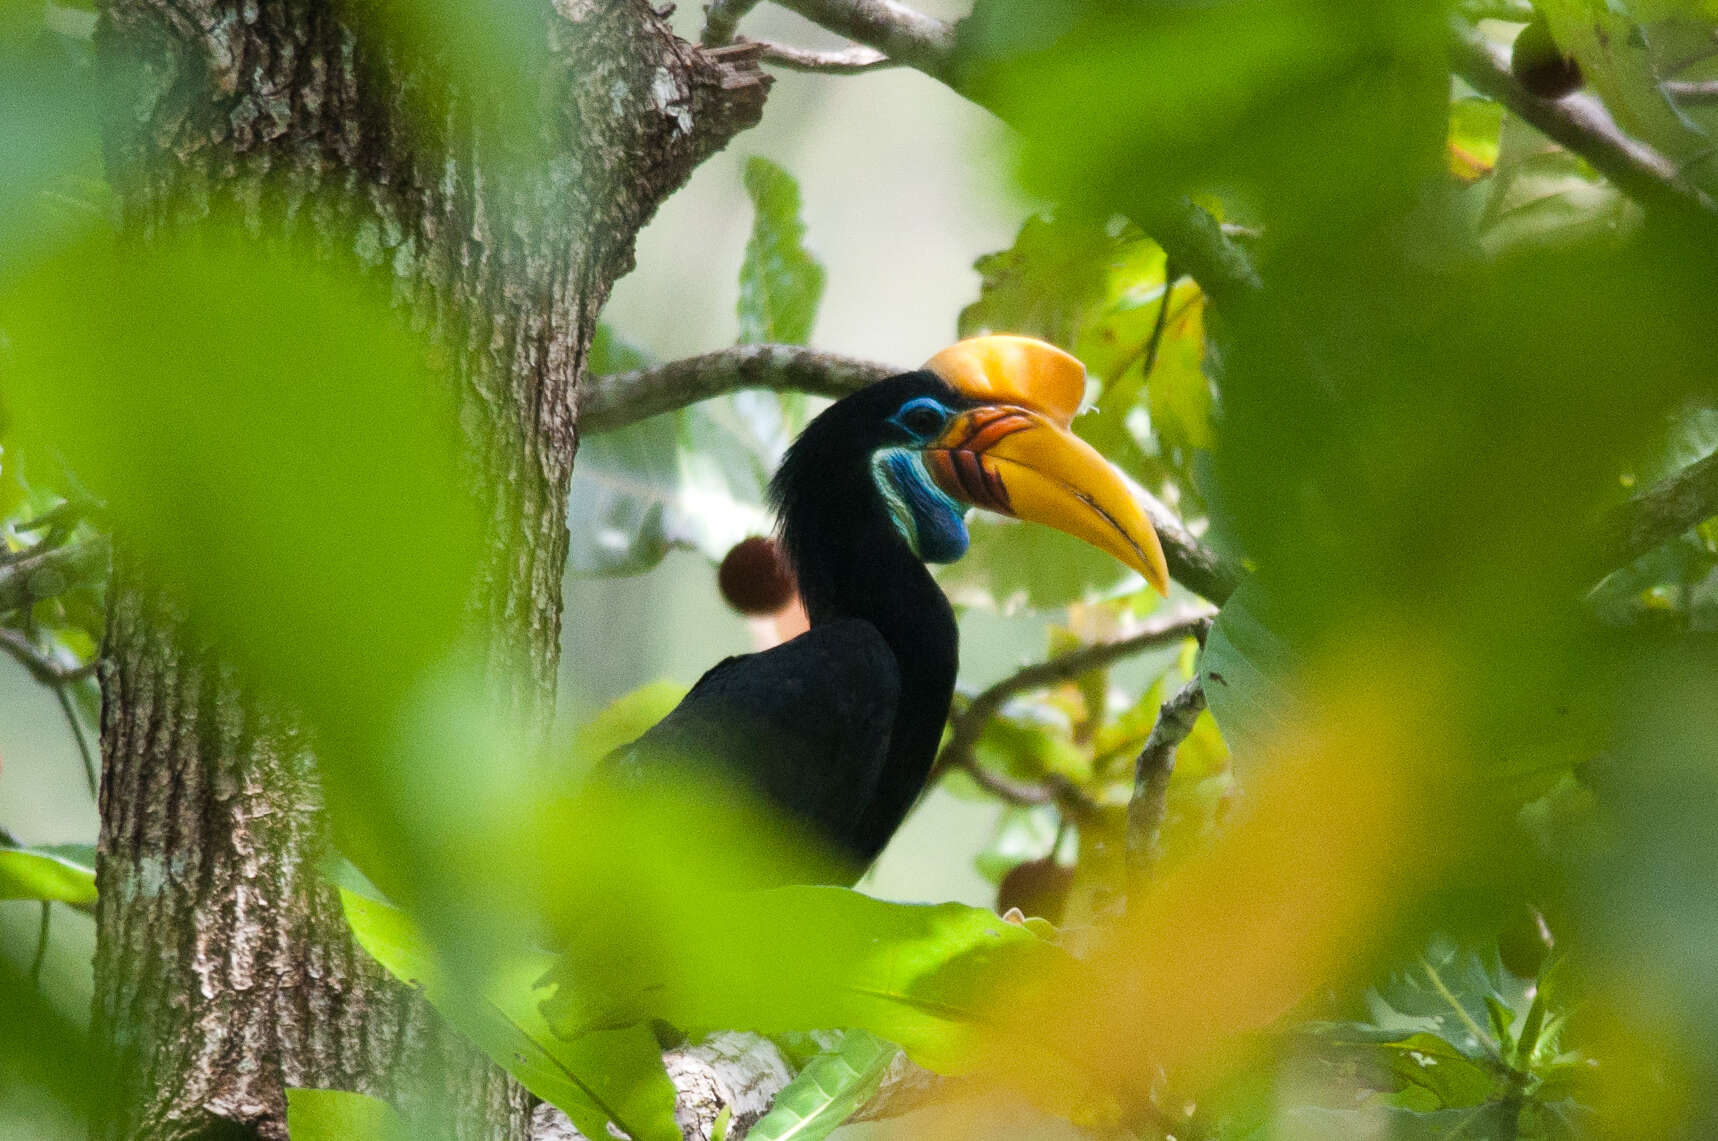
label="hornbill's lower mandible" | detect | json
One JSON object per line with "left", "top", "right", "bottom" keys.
{"left": 606, "top": 335, "right": 1170, "bottom": 879}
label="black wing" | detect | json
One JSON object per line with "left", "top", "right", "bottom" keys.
{"left": 606, "top": 618, "right": 900, "bottom": 859}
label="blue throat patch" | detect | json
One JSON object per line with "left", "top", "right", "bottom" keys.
{"left": 871, "top": 448, "right": 970, "bottom": 563}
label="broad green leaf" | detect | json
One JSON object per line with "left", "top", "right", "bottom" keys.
{"left": 1481, "top": 112, "right": 1631, "bottom": 254}
{"left": 3, "top": 227, "right": 480, "bottom": 751}
{"left": 959, "top": 213, "right": 1117, "bottom": 348}
{"left": 746, "top": 1030, "right": 898, "bottom": 1141}
{"left": 339, "top": 888, "right": 681, "bottom": 1141}
{"left": 284, "top": 1088, "right": 407, "bottom": 1141}
{"left": 962, "top": 0, "right": 1450, "bottom": 230}
{"left": 1379, "top": 1033, "right": 1500, "bottom": 1108}
{"left": 0, "top": 846, "right": 95, "bottom": 906}
{"left": 738, "top": 157, "right": 825, "bottom": 346}
{"left": 540, "top": 884, "right": 1102, "bottom": 1117}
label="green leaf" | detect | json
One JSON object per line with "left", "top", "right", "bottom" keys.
{"left": 738, "top": 157, "right": 825, "bottom": 346}
{"left": 541, "top": 885, "right": 1086, "bottom": 1096}
{"left": 1481, "top": 112, "right": 1631, "bottom": 254}
{"left": 959, "top": 212, "right": 1117, "bottom": 348}
{"left": 973, "top": 705, "right": 1089, "bottom": 785}
{"left": 0, "top": 846, "right": 96, "bottom": 906}
{"left": 1378, "top": 1032, "right": 1499, "bottom": 1108}
{"left": 962, "top": 0, "right": 1449, "bottom": 229}
{"left": 747, "top": 1030, "right": 899, "bottom": 1141}
{"left": 4, "top": 225, "right": 480, "bottom": 743}
{"left": 284, "top": 1089, "right": 407, "bottom": 1141}
{"left": 340, "top": 889, "right": 681, "bottom": 1141}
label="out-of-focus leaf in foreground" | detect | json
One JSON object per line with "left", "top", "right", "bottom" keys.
{"left": 0, "top": 847, "right": 96, "bottom": 906}
{"left": 284, "top": 1088, "right": 408, "bottom": 1141}
{"left": 539, "top": 870, "right": 1108, "bottom": 1121}
{"left": 2, "top": 225, "right": 483, "bottom": 891}
{"left": 959, "top": 0, "right": 1450, "bottom": 230}
{"left": 340, "top": 887, "right": 681, "bottom": 1141}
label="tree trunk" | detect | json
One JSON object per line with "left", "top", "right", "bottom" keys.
{"left": 87, "top": 3, "right": 767, "bottom": 1138}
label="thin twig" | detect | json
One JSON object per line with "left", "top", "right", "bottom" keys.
{"left": 0, "top": 537, "right": 110, "bottom": 613}
{"left": 10, "top": 498, "right": 97, "bottom": 535}
{"left": 768, "top": 0, "right": 957, "bottom": 83}
{"left": 56, "top": 684, "right": 99, "bottom": 800}
{"left": 746, "top": 38, "right": 895, "bottom": 74}
{"left": 580, "top": 344, "right": 893, "bottom": 432}
{"left": 702, "top": 0, "right": 764, "bottom": 46}
{"left": 935, "top": 611, "right": 1214, "bottom": 809}
{"left": 1667, "top": 79, "right": 1718, "bottom": 107}
{"left": 30, "top": 901, "right": 52, "bottom": 987}
{"left": 1106, "top": 263, "right": 1183, "bottom": 385}
{"left": 0, "top": 627, "right": 99, "bottom": 685}
{"left": 0, "top": 627, "right": 101, "bottom": 798}
{"left": 1600, "top": 449, "right": 1718, "bottom": 569}
{"left": 1125, "top": 677, "right": 1206, "bottom": 877}
{"left": 1449, "top": 21, "right": 1718, "bottom": 226}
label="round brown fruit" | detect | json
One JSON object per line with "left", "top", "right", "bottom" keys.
{"left": 997, "top": 857, "right": 1074, "bottom": 926}
{"left": 1511, "top": 15, "right": 1582, "bottom": 100}
{"left": 718, "top": 536, "right": 796, "bottom": 616}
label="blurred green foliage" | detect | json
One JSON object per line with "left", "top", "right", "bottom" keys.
{"left": 285, "top": 1088, "right": 410, "bottom": 1141}
{"left": 7, "top": 0, "right": 1718, "bottom": 1137}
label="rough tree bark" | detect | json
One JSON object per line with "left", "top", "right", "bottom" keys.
{"left": 87, "top": 3, "right": 766, "bottom": 1138}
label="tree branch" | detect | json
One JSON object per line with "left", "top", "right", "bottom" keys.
{"left": 529, "top": 1031, "right": 954, "bottom": 1140}
{"left": 0, "top": 628, "right": 99, "bottom": 686}
{"left": 935, "top": 611, "right": 1214, "bottom": 810}
{"left": 1600, "top": 448, "right": 1718, "bottom": 569}
{"left": 585, "top": 344, "right": 1244, "bottom": 599}
{"left": 1139, "top": 492, "right": 1242, "bottom": 605}
{"left": 768, "top": 0, "right": 956, "bottom": 83}
{"left": 1667, "top": 79, "right": 1718, "bottom": 107}
{"left": 579, "top": 344, "right": 893, "bottom": 432}
{"left": 0, "top": 537, "right": 110, "bottom": 614}
{"left": 1449, "top": 22, "right": 1718, "bottom": 226}
{"left": 746, "top": 37, "right": 895, "bottom": 74}
{"left": 1125, "top": 678, "right": 1206, "bottom": 877}
{"left": 702, "top": 0, "right": 765, "bottom": 47}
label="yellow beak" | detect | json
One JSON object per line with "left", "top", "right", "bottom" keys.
{"left": 923, "top": 405, "right": 1171, "bottom": 596}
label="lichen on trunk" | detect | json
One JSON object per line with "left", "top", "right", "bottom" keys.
{"left": 87, "top": 2, "right": 767, "bottom": 1137}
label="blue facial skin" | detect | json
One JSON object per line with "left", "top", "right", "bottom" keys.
{"left": 872, "top": 397, "right": 970, "bottom": 563}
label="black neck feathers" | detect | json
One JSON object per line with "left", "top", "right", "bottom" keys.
{"left": 771, "top": 375, "right": 962, "bottom": 855}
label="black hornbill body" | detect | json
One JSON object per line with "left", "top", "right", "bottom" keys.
{"left": 609, "top": 336, "right": 1168, "bottom": 877}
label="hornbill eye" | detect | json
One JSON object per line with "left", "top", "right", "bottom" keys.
{"left": 895, "top": 397, "right": 949, "bottom": 439}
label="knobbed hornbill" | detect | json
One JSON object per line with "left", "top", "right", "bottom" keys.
{"left": 608, "top": 335, "right": 1169, "bottom": 879}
